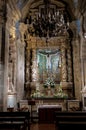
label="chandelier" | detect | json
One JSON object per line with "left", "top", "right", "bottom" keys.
{"left": 26, "top": 0, "right": 70, "bottom": 38}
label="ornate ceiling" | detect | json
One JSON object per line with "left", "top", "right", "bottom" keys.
{"left": 7, "top": 0, "right": 86, "bottom": 38}
{"left": 16, "top": 0, "right": 75, "bottom": 21}
{"left": 4, "top": 0, "right": 86, "bottom": 22}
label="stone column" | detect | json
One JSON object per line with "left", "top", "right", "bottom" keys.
{"left": 16, "top": 23, "right": 26, "bottom": 101}
{"left": 72, "top": 38, "right": 82, "bottom": 99}
{"left": 61, "top": 42, "right": 67, "bottom": 82}
{"left": 0, "top": 0, "right": 4, "bottom": 59}
{"left": 8, "top": 30, "right": 16, "bottom": 94}
{"left": 7, "top": 26, "right": 17, "bottom": 109}
{"left": 0, "top": 24, "right": 2, "bottom": 59}
{"left": 0, "top": 61, "right": 4, "bottom": 111}
{"left": 0, "top": 0, "right": 7, "bottom": 111}
{"left": 25, "top": 47, "right": 31, "bottom": 98}
{"left": 67, "top": 41, "right": 73, "bottom": 82}
{"left": 0, "top": 19, "right": 3, "bottom": 111}
{"left": 25, "top": 47, "right": 31, "bottom": 83}
{"left": 31, "top": 49, "right": 39, "bottom": 94}
{"left": 31, "top": 49, "right": 38, "bottom": 82}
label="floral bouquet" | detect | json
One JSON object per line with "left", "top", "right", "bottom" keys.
{"left": 43, "top": 77, "right": 55, "bottom": 88}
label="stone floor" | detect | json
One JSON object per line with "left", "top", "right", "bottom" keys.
{"left": 30, "top": 123, "right": 56, "bottom": 130}
{"left": 30, "top": 111, "right": 56, "bottom": 130}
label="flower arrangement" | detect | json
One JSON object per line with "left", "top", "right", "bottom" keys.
{"left": 31, "top": 90, "right": 44, "bottom": 98}
{"left": 43, "top": 77, "right": 55, "bottom": 88}
{"left": 54, "top": 84, "right": 68, "bottom": 98}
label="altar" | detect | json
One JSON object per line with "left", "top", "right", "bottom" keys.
{"left": 38, "top": 104, "right": 62, "bottom": 123}
{"left": 28, "top": 97, "right": 68, "bottom": 118}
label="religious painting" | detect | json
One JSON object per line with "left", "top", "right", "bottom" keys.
{"left": 37, "top": 49, "right": 61, "bottom": 84}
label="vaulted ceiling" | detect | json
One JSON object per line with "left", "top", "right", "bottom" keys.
{"left": 15, "top": 0, "right": 75, "bottom": 21}
{"left": 8, "top": 0, "right": 86, "bottom": 37}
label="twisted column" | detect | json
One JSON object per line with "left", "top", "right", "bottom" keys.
{"left": 31, "top": 49, "right": 39, "bottom": 82}
{"left": 67, "top": 43, "right": 73, "bottom": 82}
{"left": 61, "top": 42, "right": 67, "bottom": 82}
{"left": 25, "top": 47, "right": 31, "bottom": 82}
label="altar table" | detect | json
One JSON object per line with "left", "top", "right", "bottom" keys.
{"left": 38, "top": 105, "right": 62, "bottom": 123}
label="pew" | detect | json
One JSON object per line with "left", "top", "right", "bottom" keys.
{"left": 54, "top": 111, "right": 86, "bottom": 130}
{"left": 0, "top": 111, "right": 30, "bottom": 130}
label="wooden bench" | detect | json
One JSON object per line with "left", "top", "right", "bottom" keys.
{"left": 0, "top": 111, "right": 30, "bottom": 130}
{"left": 54, "top": 111, "right": 86, "bottom": 130}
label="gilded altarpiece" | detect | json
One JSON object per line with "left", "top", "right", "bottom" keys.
{"left": 25, "top": 36, "right": 73, "bottom": 98}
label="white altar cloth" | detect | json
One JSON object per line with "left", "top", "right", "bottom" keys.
{"left": 37, "top": 104, "right": 62, "bottom": 112}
